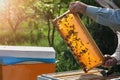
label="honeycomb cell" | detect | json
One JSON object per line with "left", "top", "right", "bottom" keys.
{"left": 52, "top": 11, "right": 104, "bottom": 73}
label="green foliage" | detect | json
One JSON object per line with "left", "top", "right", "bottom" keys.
{"left": 54, "top": 32, "right": 80, "bottom": 72}
{"left": 56, "top": 50, "right": 80, "bottom": 72}
{"left": 0, "top": 29, "right": 49, "bottom": 46}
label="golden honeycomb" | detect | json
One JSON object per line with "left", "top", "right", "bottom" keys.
{"left": 52, "top": 11, "right": 104, "bottom": 73}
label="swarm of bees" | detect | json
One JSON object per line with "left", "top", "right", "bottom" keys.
{"left": 53, "top": 11, "right": 104, "bottom": 73}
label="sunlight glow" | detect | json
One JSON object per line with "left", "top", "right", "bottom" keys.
{"left": 0, "top": 0, "right": 8, "bottom": 11}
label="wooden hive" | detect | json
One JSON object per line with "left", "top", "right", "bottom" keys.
{"left": 0, "top": 46, "right": 56, "bottom": 80}
{"left": 52, "top": 11, "right": 104, "bottom": 73}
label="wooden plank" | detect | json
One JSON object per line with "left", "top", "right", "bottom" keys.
{"left": 52, "top": 11, "right": 104, "bottom": 73}
{"left": 38, "top": 69, "right": 103, "bottom": 80}
{"left": 95, "top": 0, "right": 111, "bottom": 8}
{"left": 38, "top": 69, "right": 120, "bottom": 80}
{"left": 95, "top": 0, "right": 119, "bottom": 9}
{"left": 104, "top": 0, "right": 119, "bottom": 9}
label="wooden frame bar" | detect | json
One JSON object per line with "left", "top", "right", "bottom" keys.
{"left": 52, "top": 11, "right": 104, "bottom": 73}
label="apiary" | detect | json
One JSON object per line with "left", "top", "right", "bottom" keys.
{"left": 52, "top": 11, "right": 104, "bottom": 73}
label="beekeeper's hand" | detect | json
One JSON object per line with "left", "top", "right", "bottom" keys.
{"left": 69, "top": 1, "right": 87, "bottom": 14}
{"left": 102, "top": 54, "right": 117, "bottom": 68}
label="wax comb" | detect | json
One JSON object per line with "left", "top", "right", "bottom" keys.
{"left": 52, "top": 11, "right": 104, "bottom": 73}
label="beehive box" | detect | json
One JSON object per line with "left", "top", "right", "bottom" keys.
{"left": 0, "top": 46, "right": 55, "bottom": 65}
{"left": 52, "top": 11, "right": 104, "bottom": 73}
{"left": 0, "top": 62, "right": 55, "bottom": 80}
{"left": 0, "top": 46, "right": 56, "bottom": 80}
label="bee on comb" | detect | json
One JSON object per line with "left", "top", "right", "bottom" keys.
{"left": 52, "top": 10, "right": 104, "bottom": 73}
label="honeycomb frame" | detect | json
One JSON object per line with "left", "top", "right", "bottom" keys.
{"left": 52, "top": 11, "right": 104, "bottom": 73}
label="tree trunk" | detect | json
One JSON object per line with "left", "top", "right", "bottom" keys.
{"left": 95, "top": 0, "right": 119, "bottom": 9}
{"left": 47, "top": 18, "right": 52, "bottom": 46}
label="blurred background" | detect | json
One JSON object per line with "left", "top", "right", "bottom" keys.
{"left": 0, "top": 0, "right": 119, "bottom": 72}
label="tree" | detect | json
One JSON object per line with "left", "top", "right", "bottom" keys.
{"left": 0, "top": 0, "right": 37, "bottom": 33}
{"left": 33, "top": 0, "right": 61, "bottom": 46}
